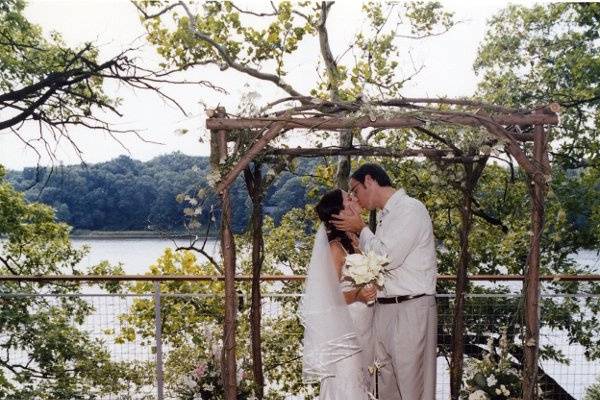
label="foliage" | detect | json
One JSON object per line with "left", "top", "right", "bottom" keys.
{"left": 0, "top": 0, "right": 194, "bottom": 161}
{"left": 114, "top": 234, "right": 315, "bottom": 399}
{"left": 0, "top": 166, "right": 145, "bottom": 399}
{"left": 7, "top": 153, "right": 316, "bottom": 232}
{"left": 475, "top": 2, "right": 600, "bottom": 168}
{"left": 136, "top": 0, "right": 455, "bottom": 115}
{"left": 586, "top": 376, "right": 600, "bottom": 400}
{"left": 470, "top": 4, "right": 600, "bottom": 379}
{"left": 0, "top": 0, "right": 108, "bottom": 120}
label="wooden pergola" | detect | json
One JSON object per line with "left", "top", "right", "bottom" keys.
{"left": 205, "top": 98, "right": 559, "bottom": 400}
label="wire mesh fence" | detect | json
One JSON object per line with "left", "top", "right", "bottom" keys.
{"left": 1, "top": 281, "right": 599, "bottom": 399}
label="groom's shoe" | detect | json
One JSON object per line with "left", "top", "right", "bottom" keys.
{"left": 376, "top": 293, "right": 427, "bottom": 304}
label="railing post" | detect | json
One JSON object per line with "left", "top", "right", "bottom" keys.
{"left": 154, "top": 281, "right": 164, "bottom": 400}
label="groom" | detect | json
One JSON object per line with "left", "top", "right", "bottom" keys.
{"left": 332, "top": 163, "right": 437, "bottom": 400}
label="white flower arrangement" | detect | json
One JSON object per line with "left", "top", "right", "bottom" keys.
{"left": 173, "top": 324, "right": 256, "bottom": 399}
{"left": 461, "top": 329, "right": 522, "bottom": 400}
{"left": 342, "top": 250, "right": 390, "bottom": 304}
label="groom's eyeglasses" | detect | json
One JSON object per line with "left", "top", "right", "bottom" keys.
{"left": 349, "top": 183, "right": 362, "bottom": 197}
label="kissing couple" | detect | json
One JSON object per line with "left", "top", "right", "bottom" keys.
{"left": 301, "top": 163, "right": 438, "bottom": 400}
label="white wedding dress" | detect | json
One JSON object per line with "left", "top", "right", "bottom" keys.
{"left": 300, "top": 226, "right": 374, "bottom": 400}
{"left": 319, "top": 286, "right": 374, "bottom": 399}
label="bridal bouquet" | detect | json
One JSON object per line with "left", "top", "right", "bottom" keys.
{"left": 342, "top": 250, "right": 390, "bottom": 304}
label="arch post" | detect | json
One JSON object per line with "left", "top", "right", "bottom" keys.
{"left": 522, "top": 121, "right": 549, "bottom": 399}
{"left": 209, "top": 107, "right": 238, "bottom": 400}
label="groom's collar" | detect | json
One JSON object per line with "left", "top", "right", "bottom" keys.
{"left": 380, "top": 188, "right": 406, "bottom": 219}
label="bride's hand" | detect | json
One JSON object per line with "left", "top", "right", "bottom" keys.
{"left": 356, "top": 284, "right": 377, "bottom": 304}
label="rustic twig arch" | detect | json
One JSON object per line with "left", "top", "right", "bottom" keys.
{"left": 206, "top": 98, "right": 559, "bottom": 400}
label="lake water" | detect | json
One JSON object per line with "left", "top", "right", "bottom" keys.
{"left": 72, "top": 238, "right": 600, "bottom": 275}
{"left": 72, "top": 237, "right": 221, "bottom": 274}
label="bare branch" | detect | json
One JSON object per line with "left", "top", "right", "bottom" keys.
{"left": 413, "top": 125, "right": 462, "bottom": 154}
{"left": 471, "top": 196, "right": 509, "bottom": 233}
{"left": 175, "top": 244, "right": 222, "bottom": 274}
{"left": 258, "top": 96, "right": 312, "bottom": 114}
{"left": 229, "top": 3, "right": 277, "bottom": 17}
{"left": 130, "top": 1, "right": 180, "bottom": 19}
{"left": 378, "top": 97, "right": 522, "bottom": 113}
{"left": 395, "top": 19, "right": 464, "bottom": 40}
{"left": 266, "top": 145, "right": 476, "bottom": 163}
{"left": 0, "top": 86, "right": 58, "bottom": 130}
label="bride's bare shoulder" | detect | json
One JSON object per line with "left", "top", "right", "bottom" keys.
{"left": 328, "top": 240, "right": 346, "bottom": 263}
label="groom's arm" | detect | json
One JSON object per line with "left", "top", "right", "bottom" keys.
{"left": 359, "top": 203, "right": 427, "bottom": 267}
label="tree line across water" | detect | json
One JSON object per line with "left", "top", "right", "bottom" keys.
{"left": 6, "top": 151, "right": 600, "bottom": 248}
{"left": 7, "top": 152, "right": 316, "bottom": 234}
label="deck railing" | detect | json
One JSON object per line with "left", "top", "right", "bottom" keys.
{"left": 1, "top": 275, "right": 599, "bottom": 399}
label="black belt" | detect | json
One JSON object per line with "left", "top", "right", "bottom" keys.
{"left": 376, "top": 293, "right": 428, "bottom": 304}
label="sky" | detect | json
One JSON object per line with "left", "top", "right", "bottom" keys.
{"left": 1, "top": 0, "right": 530, "bottom": 170}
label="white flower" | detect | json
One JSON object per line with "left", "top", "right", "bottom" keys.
{"left": 203, "top": 382, "right": 215, "bottom": 392}
{"left": 468, "top": 390, "right": 489, "bottom": 400}
{"left": 486, "top": 374, "right": 497, "bottom": 387}
{"left": 236, "top": 369, "right": 245, "bottom": 383}
{"left": 206, "top": 170, "right": 221, "bottom": 186}
{"left": 486, "top": 336, "right": 494, "bottom": 352}
{"left": 500, "top": 384, "right": 510, "bottom": 396}
{"left": 211, "top": 340, "right": 222, "bottom": 359}
{"left": 343, "top": 251, "right": 390, "bottom": 286}
{"left": 495, "top": 388, "right": 502, "bottom": 395}
{"left": 182, "top": 375, "right": 197, "bottom": 389}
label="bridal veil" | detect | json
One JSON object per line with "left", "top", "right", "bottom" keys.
{"left": 300, "top": 224, "right": 361, "bottom": 383}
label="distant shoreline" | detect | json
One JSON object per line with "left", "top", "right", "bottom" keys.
{"left": 69, "top": 230, "right": 218, "bottom": 240}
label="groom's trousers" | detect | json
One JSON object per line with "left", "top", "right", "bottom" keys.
{"left": 374, "top": 295, "right": 437, "bottom": 400}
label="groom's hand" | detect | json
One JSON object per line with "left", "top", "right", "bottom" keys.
{"left": 331, "top": 207, "right": 366, "bottom": 234}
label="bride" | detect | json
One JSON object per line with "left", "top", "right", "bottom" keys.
{"left": 300, "top": 189, "right": 376, "bottom": 399}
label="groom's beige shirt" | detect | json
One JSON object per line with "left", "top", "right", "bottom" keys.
{"left": 359, "top": 188, "right": 437, "bottom": 296}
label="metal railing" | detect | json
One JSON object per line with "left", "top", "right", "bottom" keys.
{"left": 1, "top": 276, "right": 599, "bottom": 399}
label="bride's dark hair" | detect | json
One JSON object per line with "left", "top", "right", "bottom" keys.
{"left": 315, "top": 189, "right": 355, "bottom": 254}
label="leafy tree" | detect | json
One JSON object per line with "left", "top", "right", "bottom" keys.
{"left": 475, "top": 2, "right": 600, "bottom": 169}
{"left": 8, "top": 153, "right": 316, "bottom": 232}
{"left": 0, "top": 0, "right": 212, "bottom": 163}
{"left": 134, "top": 0, "right": 455, "bottom": 188}
{"left": 0, "top": 166, "right": 146, "bottom": 399}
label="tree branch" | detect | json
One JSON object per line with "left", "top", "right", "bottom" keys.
{"left": 317, "top": 1, "right": 339, "bottom": 101}
{"left": 130, "top": 1, "right": 180, "bottom": 19}
{"left": 176, "top": 1, "right": 305, "bottom": 99}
